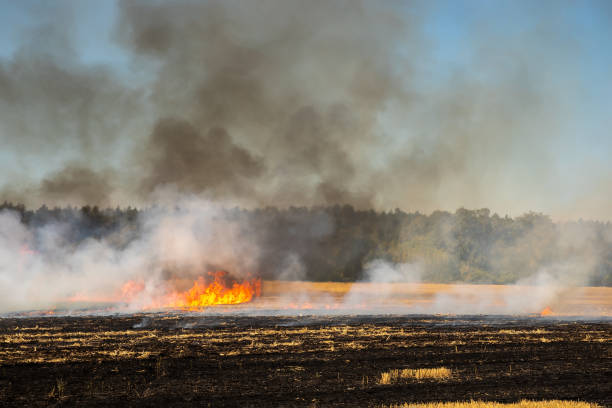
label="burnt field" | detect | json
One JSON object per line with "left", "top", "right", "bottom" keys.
{"left": 0, "top": 314, "right": 610, "bottom": 407}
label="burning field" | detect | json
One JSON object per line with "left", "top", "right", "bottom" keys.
{"left": 6, "top": 279, "right": 612, "bottom": 318}
{"left": 1, "top": 0, "right": 612, "bottom": 404}
{"left": 2, "top": 201, "right": 612, "bottom": 406}
{"left": 0, "top": 281, "right": 610, "bottom": 407}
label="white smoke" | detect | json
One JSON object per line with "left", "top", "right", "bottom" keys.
{"left": 341, "top": 260, "right": 423, "bottom": 311}
{"left": 1, "top": 198, "right": 609, "bottom": 316}
{"left": 0, "top": 196, "right": 261, "bottom": 313}
{"left": 362, "top": 259, "right": 422, "bottom": 283}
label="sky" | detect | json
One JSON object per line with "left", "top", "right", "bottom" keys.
{"left": 0, "top": 0, "right": 610, "bottom": 220}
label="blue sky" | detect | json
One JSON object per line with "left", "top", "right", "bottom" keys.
{"left": 0, "top": 0, "right": 610, "bottom": 220}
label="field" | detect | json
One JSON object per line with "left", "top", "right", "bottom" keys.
{"left": 257, "top": 281, "right": 612, "bottom": 316}
{"left": 1, "top": 282, "right": 611, "bottom": 407}
{"left": 0, "top": 313, "right": 610, "bottom": 407}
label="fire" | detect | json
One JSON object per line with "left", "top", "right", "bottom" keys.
{"left": 167, "top": 271, "right": 261, "bottom": 310}
{"left": 540, "top": 306, "right": 553, "bottom": 316}
{"left": 120, "top": 280, "right": 145, "bottom": 302}
{"left": 61, "top": 271, "right": 260, "bottom": 311}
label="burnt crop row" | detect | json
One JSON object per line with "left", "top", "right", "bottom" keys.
{"left": 0, "top": 315, "right": 610, "bottom": 407}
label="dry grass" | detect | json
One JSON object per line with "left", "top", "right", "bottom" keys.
{"left": 383, "top": 401, "right": 602, "bottom": 408}
{"left": 2, "top": 319, "right": 610, "bottom": 366}
{"left": 1, "top": 316, "right": 609, "bottom": 406}
{"left": 379, "top": 367, "right": 452, "bottom": 384}
{"left": 260, "top": 281, "right": 612, "bottom": 316}
{"left": 3, "top": 321, "right": 607, "bottom": 365}
{"left": 47, "top": 378, "right": 66, "bottom": 400}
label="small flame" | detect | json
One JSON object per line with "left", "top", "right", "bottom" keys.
{"left": 167, "top": 271, "right": 261, "bottom": 310}
{"left": 120, "top": 280, "right": 146, "bottom": 302}
{"left": 540, "top": 306, "right": 553, "bottom": 316}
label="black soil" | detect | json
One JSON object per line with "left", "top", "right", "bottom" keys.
{"left": 0, "top": 314, "right": 610, "bottom": 407}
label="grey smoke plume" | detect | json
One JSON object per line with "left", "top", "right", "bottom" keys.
{"left": 139, "top": 119, "right": 264, "bottom": 198}
{"left": 0, "top": 0, "right": 606, "bottom": 219}
{"left": 114, "top": 0, "right": 404, "bottom": 207}
{"left": 40, "top": 164, "right": 115, "bottom": 206}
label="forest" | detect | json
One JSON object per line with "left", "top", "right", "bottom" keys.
{"left": 2, "top": 202, "right": 611, "bottom": 286}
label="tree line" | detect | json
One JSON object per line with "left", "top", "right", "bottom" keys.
{"left": 2, "top": 202, "right": 611, "bottom": 286}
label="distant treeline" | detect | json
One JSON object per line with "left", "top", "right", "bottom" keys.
{"left": 2, "top": 202, "right": 611, "bottom": 286}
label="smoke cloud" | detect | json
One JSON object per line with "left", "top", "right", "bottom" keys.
{"left": 0, "top": 0, "right": 608, "bottom": 219}
{"left": 0, "top": 196, "right": 261, "bottom": 313}
{"left": 139, "top": 119, "right": 264, "bottom": 198}
{"left": 1, "top": 201, "right": 610, "bottom": 315}
{"left": 0, "top": 1, "right": 610, "bottom": 315}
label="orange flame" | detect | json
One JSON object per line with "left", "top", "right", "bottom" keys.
{"left": 120, "top": 280, "right": 145, "bottom": 302}
{"left": 167, "top": 271, "right": 261, "bottom": 310}
{"left": 540, "top": 306, "right": 553, "bottom": 316}
{"left": 51, "top": 269, "right": 260, "bottom": 311}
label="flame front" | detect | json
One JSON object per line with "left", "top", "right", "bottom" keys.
{"left": 540, "top": 306, "right": 553, "bottom": 316}
{"left": 168, "top": 271, "right": 261, "bottom": 310}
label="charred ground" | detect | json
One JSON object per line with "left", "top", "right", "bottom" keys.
{"left": 0, "top": 314, "right": 610, "bottom": 407}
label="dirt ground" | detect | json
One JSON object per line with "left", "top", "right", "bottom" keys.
{"left": 0, "top": 314, "right": 610, "bottom": 407}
